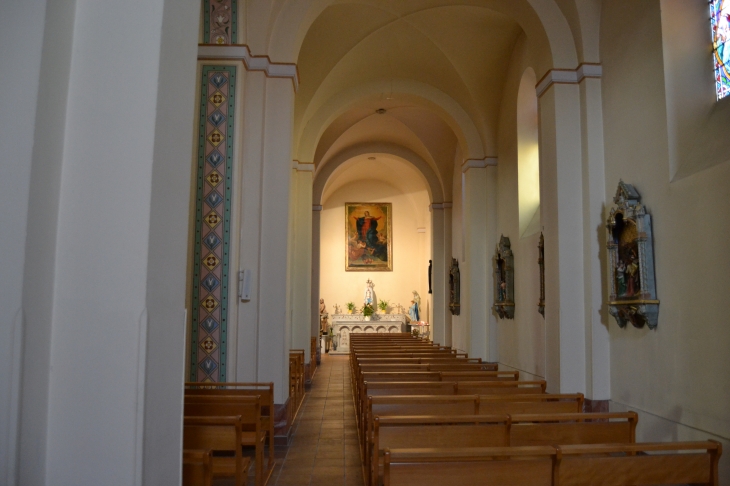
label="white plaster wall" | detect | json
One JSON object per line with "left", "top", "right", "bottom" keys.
{"left": 495, "top": 34, "right": 546, "bottom": 379}
{"left": 13, "top": 1, "right": 200, "bottom": 484}
{"left": 142, "top": 1, "right": 200, "bottom": 483}
{"left": 450, "top": 160, "right": 468, "bottom": 353}
{"left": 602, "top": 0, "right": 730, "bottom": 480}
{"left": 319, "top": 180, "right": 430, "bottom": 320}
{"left": 0, "top": 1, "right": 56, "bottom": 483}
{"left": 660, "top": 0, "right": 730, "bottom": 180}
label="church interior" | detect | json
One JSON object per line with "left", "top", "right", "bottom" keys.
{"left": 2, "top": 0, "right": 730, "bottom": 484}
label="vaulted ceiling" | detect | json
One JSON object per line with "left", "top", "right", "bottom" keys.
{"left": 294, "top": 1, "right": 530, "bottom": 200}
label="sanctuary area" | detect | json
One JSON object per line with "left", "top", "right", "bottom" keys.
{"left": 2, "top": 1, "right": 730, "bottom": 485}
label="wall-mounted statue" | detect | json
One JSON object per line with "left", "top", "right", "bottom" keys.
{"left": 449, "top": 258, "right": 460, "bottom": 315}
{"left": 493, "top": 235, "right": 515, "bottom": 319}
{"left": 537, "top": 233, "right": 545, "bottom": 317}
{"left": 606, "top": 181, "right": 659, "bottom": 329}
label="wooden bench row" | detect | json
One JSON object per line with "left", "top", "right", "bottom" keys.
{"left": 361, "top": 393, "right": 585, "bottom": 478}
{"left": 382, "top": 441, "right": 722, "bottom": 486}
{"left": 369, "top": 412, "right": 638, "bottom": 486}
{"left": 348, "top": 334, "right": 723, "bottom": 486}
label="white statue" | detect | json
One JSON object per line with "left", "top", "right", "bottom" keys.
{"left": 364, "top": 279, "right": 374, "bottom": 306}
{"left": 333, "top": 303, "right": 341, "bottom": 315}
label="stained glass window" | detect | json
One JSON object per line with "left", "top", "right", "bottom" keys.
{"left": 711, "top": 0, "right": 730, "bottom": 100}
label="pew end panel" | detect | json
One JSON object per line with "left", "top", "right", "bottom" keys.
{"left": 182, "top": 449, "right": 214, "bottom": 486}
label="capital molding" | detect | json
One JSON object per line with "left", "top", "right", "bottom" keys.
{"left": 536, "top": 63, "right": 602, "bottom": 98}
{"left": 312, "top": 205, "right": 323, "bottom": 212}
{"left": 198, "top": 44, "right": 299, "bottom": 91}
{"left": 292, "top": 160, "right": 314, "bottom": 172}
{"left": 462, "top": 157, "right": 498, "bottom": 173}
{"left": 430, "top": 202, "right": 453, "bottom": 211}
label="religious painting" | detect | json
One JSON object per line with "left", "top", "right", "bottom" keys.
{"left": 345, "top": 202, "right": 392, "bottom": 271}
{"left": 606, "top": 181, "right": 659, "bottom": 329}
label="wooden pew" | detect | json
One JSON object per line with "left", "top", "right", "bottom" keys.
{"left": 355, "top": 371, "right": 518, "bottom": 415}
{"left": 351, "top": 356, "right": 487, "bottom": 390}
{"left": 370, "top": 412, "right": 638, "bottom": 486}
{"left": 510, "top": 412, "right": 636, "bottom": 446}
{"left": 555, "top": 441, "right": 722, "bottom": 485}
{"left": 182, "top": 449, "right": 213, "bottom": 486}
{"left": 362, "top": 395, "right": 480, "bottom": 466}
{"left": 358, "top": 381, "right": 545, "bottom": 422}
{"left": 383, "top": 446, "right": 556, "bottom": 486}
{"left": 184, "top": 395, "right": 270, "bottom": 486}
{"left": 310, "top": 336, "right": 317, "bottom": 381}
{"left": 478, "top": 393, "right": 584, "bottom": 415}
{"left": 289, "top": 350, "right": 305, "bottom": 421}
{"left": 183, "top": 416, "right": 252, "bottom": 486}
{"left": 370, "top": 415, "right": 511, "bottom": 486}
{"left": 185, "top": 382, "right": 275, "bottom": 472}
{"left": 382, "top": 441, "right": 722, "bottom": 486}
{"left": 361, "top": 394, "right": 584, "bottom": 467}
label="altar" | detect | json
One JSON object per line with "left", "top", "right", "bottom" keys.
{"left": 329, "top": 314, "right": 408, "bottom": 355}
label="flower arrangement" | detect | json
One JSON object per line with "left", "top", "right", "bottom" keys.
{"left": 362, "top": 303, "right": 374, "bottom": 317}
{"left": 411, "top": 327, "right": 420, "bottom": 338}
{"left": 377, "top": 300, "right": 389, "bottom": 313}
{"left": 346, "top": 302, "right": 356, "bottom": 313}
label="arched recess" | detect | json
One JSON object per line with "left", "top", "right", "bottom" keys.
{"left": 310, "top": 142, "right": 450, "bottom": 348}
{"left": 297, "top": 79, "right": 485, "bottom": 164}
{"left": 517, "top": 67, "right": 541, "bottom": 238}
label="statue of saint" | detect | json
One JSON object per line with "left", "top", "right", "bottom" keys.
{"left": 364, "top": 279, "right": 375, "bottom": 306}
{"left": 319, "top": 298, "right": 329, "bottom": 333}
{"left": 408, "top": 291, "right": 421, "bottom": 322}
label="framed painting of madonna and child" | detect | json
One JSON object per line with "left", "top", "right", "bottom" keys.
{"left": 345, "top": 202, "right": 392, "bottom": 271}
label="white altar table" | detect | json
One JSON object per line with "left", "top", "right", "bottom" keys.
{"left": 329, "top": 314, "right": 408, "bottom": 354}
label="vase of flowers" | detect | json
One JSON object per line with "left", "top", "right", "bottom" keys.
{"left": 362, "top": 303, "right": 374, "bottom": 321}
{"left": 377, "top": 300, "right": 389, "bottom": 314}
{"left": 346, "top": 302, "right": 355, "bottom": 314}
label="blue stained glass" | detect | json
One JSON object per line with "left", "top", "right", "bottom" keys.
{"left": 711, "top": 0, "right": 730, "bottom": 100}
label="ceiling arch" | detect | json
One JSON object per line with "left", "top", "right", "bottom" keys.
{"left": 295, "top": 79, "right": 483, "bottom": 163}
{"left": 313, "top": 141, "right": 446, "bottom": 205}
{"left": 267, "top": 0, "right": 580, "bottom": 71}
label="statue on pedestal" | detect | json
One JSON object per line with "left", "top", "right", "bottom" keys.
{"left": 364, "top": 279, "right": 375, "bottom": 306}
{"left": 408, "top": 291, "right": 421, "bottom": 322}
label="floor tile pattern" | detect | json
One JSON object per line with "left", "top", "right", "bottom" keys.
{"left": 214, "top": 354, "right": 362, "bottom": 485}
{"left": 270, "top": 354, "right": 363, "bottom": 486}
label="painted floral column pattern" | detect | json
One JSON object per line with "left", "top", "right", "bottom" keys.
{"left": 190, "top": 66, "right": 236, "bottom": 382}
{"left": 204, "top": 0, "right": 237, "bottom": 45}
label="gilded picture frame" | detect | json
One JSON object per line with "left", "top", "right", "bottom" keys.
{"left": 345, "top": 202, "right": 393, "bottom": 271}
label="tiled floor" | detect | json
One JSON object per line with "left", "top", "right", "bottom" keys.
{"left": 267, "top": 354, "right": 363, "bottom": 486}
